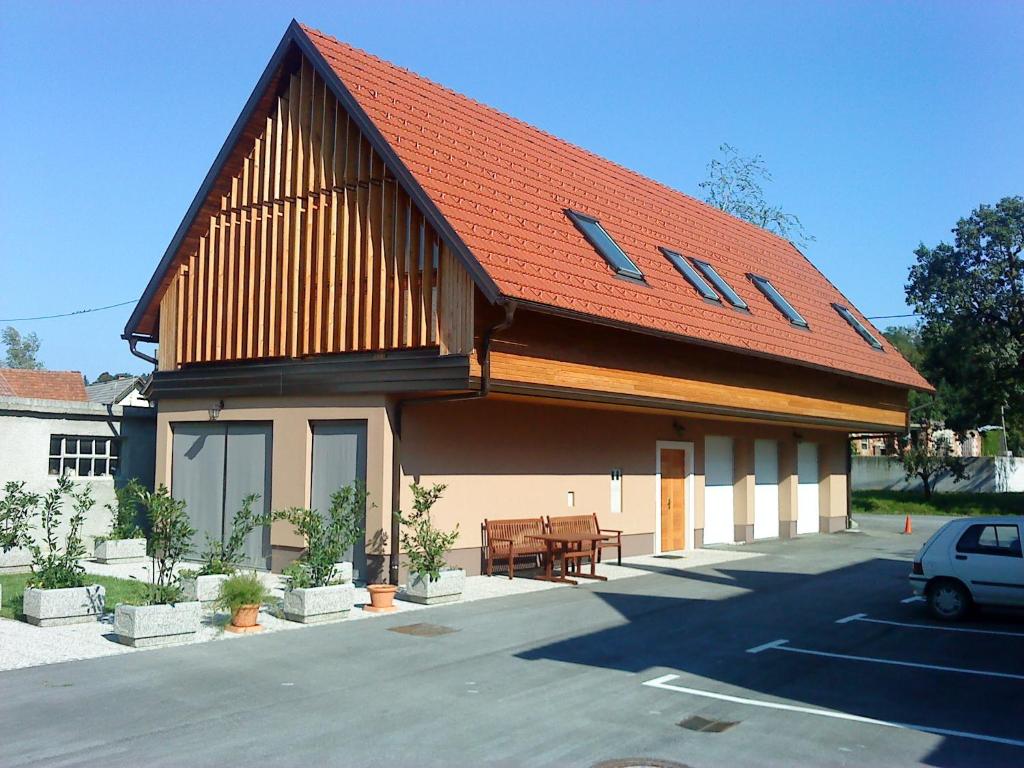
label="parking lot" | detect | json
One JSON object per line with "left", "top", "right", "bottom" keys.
{"left": 2, "top": 513, "right": 1022, "bottom": 767}
{"left": 629, "top": 515, "right": 1024, "bottom": 767}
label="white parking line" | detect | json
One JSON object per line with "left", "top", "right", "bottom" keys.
{"left": 837, "top": 613, "right": 1024, "bottom": 638}
{"left": 745, "top": 638, "right": 1024, "bottom": 681}
{"left": 901, "top": 596, "right": 925, "bottom": 604}
{"left": 642, "top": 674, "right": 1024, "bottom": 749}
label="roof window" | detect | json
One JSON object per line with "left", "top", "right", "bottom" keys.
{"left": 834, "top": 304, "right": 883, "bottom": 350}
{"left": 691, "top": 259, "right": 748, "bottom": 309}
{"left": 566, "top": 210, "right": 643, "bottom": 281}
{"left": 749, "top": 274, "right": 808, "bottom": 328}
{"left": 660, "top": 248, "right": 720, "bottom": 302}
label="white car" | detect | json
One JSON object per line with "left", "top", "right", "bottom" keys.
{"left": 909, "top": 516, "right": 1024, "bottom": 620}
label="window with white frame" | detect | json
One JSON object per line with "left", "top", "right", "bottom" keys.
{"left": 48, "top": 436, "right": 119, "bottom": 477}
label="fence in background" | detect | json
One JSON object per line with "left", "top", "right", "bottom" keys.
{"left": 852, "top": 455, "right": 1024, "bottom": 493}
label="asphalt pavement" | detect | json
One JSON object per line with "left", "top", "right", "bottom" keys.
{"left": 2, "top": 513, "right": 1021, "bottom": 768}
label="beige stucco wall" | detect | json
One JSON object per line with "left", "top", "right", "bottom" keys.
{"left": 154, "top": 393, "right": 850, "bottom": 576}
{"left": 398, "top": 397, "right": 850, "bottom": 559}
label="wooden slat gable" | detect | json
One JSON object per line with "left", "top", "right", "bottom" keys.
{"left": 154, "top": 53, "right": 474, "bottom": 370}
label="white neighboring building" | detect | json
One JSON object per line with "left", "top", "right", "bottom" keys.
{"left": 0, "top": 369, "right": 155, "bottom": 558}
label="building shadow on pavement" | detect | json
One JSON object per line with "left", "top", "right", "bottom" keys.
{"left": 516, "top": 556, "right": 1024, "bottom": 768}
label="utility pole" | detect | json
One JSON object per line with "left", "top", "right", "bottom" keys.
{"left": 1000, "top": 404, "right": 1009, "bottom": 456}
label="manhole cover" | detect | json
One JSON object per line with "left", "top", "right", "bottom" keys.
{"left": 591, "top": 760, "right": 692, "bottom": 768}
{"left": 678, "top": 715, "right": 738, "bottom": 733}
{"left": 387, "top": 622, "right": 458, "bottom": 637}
{"left": 653, "top": 554, "right": 685, "bottom": 560}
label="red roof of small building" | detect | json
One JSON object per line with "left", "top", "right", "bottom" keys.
{"left": 302, "top": 25, "right": 931, "bottom": 391}
{"left": 0, "top": 369, "right": 88, "bottom": 401}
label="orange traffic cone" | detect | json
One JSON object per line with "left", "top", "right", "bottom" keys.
{"left": 903, "top": 515, "right": 913, "bottom": 535}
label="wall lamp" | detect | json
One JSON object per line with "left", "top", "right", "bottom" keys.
{"left": 209, "top": 400, "right": 224, "bottom": 421}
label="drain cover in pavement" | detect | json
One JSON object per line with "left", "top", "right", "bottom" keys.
{"left": 653, "top": 555, "right": 685, "bottom": 560}
{"left": 387, "top": 622, "right": 458, "bottom": 637}
{"left": 591, "top": 760, "right": 692, "bottom": 768}
{"left": 678, "top": 715, "right": 738, "bottom": 733}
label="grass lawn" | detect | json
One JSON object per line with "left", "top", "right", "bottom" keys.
{"left": 0, "top": 573, "right": 149, "bottom": 621}
{"left": 853, "top": 490, "right": 1024, "bottom": 518}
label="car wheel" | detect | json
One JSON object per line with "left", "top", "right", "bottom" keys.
{"left": 927, "top": 579, "right": 971, "bottom": 621}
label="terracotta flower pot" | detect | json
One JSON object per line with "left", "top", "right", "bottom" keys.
{"left": 365, "top": 583, "right": 398, "bottom": 613}
{"left": 226, "top": 603, "right": 263, "bottom": 633}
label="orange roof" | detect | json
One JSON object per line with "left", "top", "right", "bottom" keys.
{"left": 301, "top": 24, "right": 929, "bottom": 391}
{"left": 0, "top": 369, "right": 87, "bottom": 401}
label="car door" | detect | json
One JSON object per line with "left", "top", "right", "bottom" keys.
{"left": 950, "top": 522, "right": 1024, "bottom": 607}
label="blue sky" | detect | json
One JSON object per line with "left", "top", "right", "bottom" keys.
{"left": 1, "top": 1, "right": 1021, "bottom": 379}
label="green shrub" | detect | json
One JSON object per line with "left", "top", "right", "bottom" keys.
{"left": 26, "top": 476, "right": 90, "bottom": 590}
{"left": 98, "top": 479, "right": 145, "bottom": 543}
{"left": 215, "top": 571, "right": 269, "bottom": 615}
{"left": 137, "top": 486, "right": 195, "bottom": 604}
{"left": 0, "top": 481, "right": 37, "bottom": 554}
{"left": 193, "top": 493, "right": 267, "bottom": 575}
{"left": 274, "top": 482, "right": 369, "bottom": 589}
{"left": 396, "top": 483, "right": 457, "bottom": 581}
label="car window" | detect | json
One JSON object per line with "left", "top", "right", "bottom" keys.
{"left": 956, "top": 524, "right": 1022, "bottom": 557}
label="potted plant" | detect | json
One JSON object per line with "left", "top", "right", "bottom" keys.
{"left": 180, "top": 493, "right": 264, "bottom": 604}
{"left": 365, "top": 582, "right": 398, "bottom": 612}
{"left": 0, "top": 481, "right": 35, "bottom": 582}
{"left": 93, "top": 479, "right": 147, "bottom": 564}
{"left": 113, "top": 487, "right": 201, "bottom": 647}
{"left": 275, "top": 483, "right": 367, "bottom": 623}
{"left": 397, "top": 483, "right": 464, "bottom": 605}
{"left": 22, "top": 477, "right": 107, "bottom": 626}
{"left": 215, "top": 571, "right": 269, "bottom": 634}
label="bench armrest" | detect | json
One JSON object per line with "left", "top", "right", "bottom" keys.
{"left": 599, "top": 528, "right": 623, "bottom": 535}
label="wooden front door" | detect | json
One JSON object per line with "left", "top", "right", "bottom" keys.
{"left": 660, "top": 448, "right": 686, "bottom": 551}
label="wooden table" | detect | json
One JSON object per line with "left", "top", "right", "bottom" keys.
{"left": 527, "top": 532, "right": 611, "bottom": 585}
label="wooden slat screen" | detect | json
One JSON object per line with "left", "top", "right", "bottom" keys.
{"left": 156, "top": 56, "right": 474, "bottom": 370}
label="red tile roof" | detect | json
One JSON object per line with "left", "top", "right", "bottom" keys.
{"left": 303, "top": 25, "right": 931, "bottom": 391}
{"left": 0, "top": 369, "right": 88, "bottom": 401}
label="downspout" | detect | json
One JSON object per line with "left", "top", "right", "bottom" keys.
{"left": 127, "top": 336, "right": 158, "bottom": 367}
{"left": 388, "top": 300, "right": 517, "bottom": 585}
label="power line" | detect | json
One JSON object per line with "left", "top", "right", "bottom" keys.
{"left": 0, "top": 297, "right": 920, "bottom": 324}
{"left": 0, "top": 299, "right": 139, "bottom": 323}
{"left": 866, "top": 312, "right": 920, "bottom": 320}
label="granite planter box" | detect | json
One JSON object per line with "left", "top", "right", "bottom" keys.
{"left": 180, "top": 574, "right": 229, "bottom": 604}
{"left": 113, "top": 601, "right": 201, "bottom": 648}
{"left": 94, "top": 538, "right": 147, "bottom": 564}
{"left": 282, "top": 583, "right": 354, "bottom": 624}
{"left": 402, "top": 568, "right": 466, "bottom": 605}
{"left": 23, "top": 585, "right": 106, "bottom": 626}
{"left": 0, "top": 547, "right": 32, "bottom": 574}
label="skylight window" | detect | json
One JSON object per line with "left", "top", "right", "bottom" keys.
{"left": 749, "top": 274, "right": 808, "bottom": 328}
{"left": 690, "top": 259, "right": 748, "bottom": 309}
{"left": 565, "top": 210, "right": 644, "bottom": 281}
{"left": 660, "top": 248, "right": 720, "bottom": 302}
{"left": 834, "top": 304, "right": 883, "bottom": 350}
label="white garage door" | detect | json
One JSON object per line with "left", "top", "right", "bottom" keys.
{"left": 754, "top": 439, "right": 780, "bottom": 540}
{"left": 797, "top": 442, "right": 819, "bottom": 535}
{"left": 703, "top": 436, "right": 734, "bottom": 545}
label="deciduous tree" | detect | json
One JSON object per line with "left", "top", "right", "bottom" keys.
{"left": 699, "top": 143, "right": 814, "bottom": 247}
{"left": 906, "top": 196, "right": 1024, "bottom": 453}
{"left": 2, "top": 326, "right": 43, "bottom": 369}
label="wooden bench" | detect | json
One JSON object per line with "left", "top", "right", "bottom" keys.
{"left": 483, "top": 517, "right": 548, "bottom": 579}
{"left": 547, "top": 513, "right": 622, "bottom": 567}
